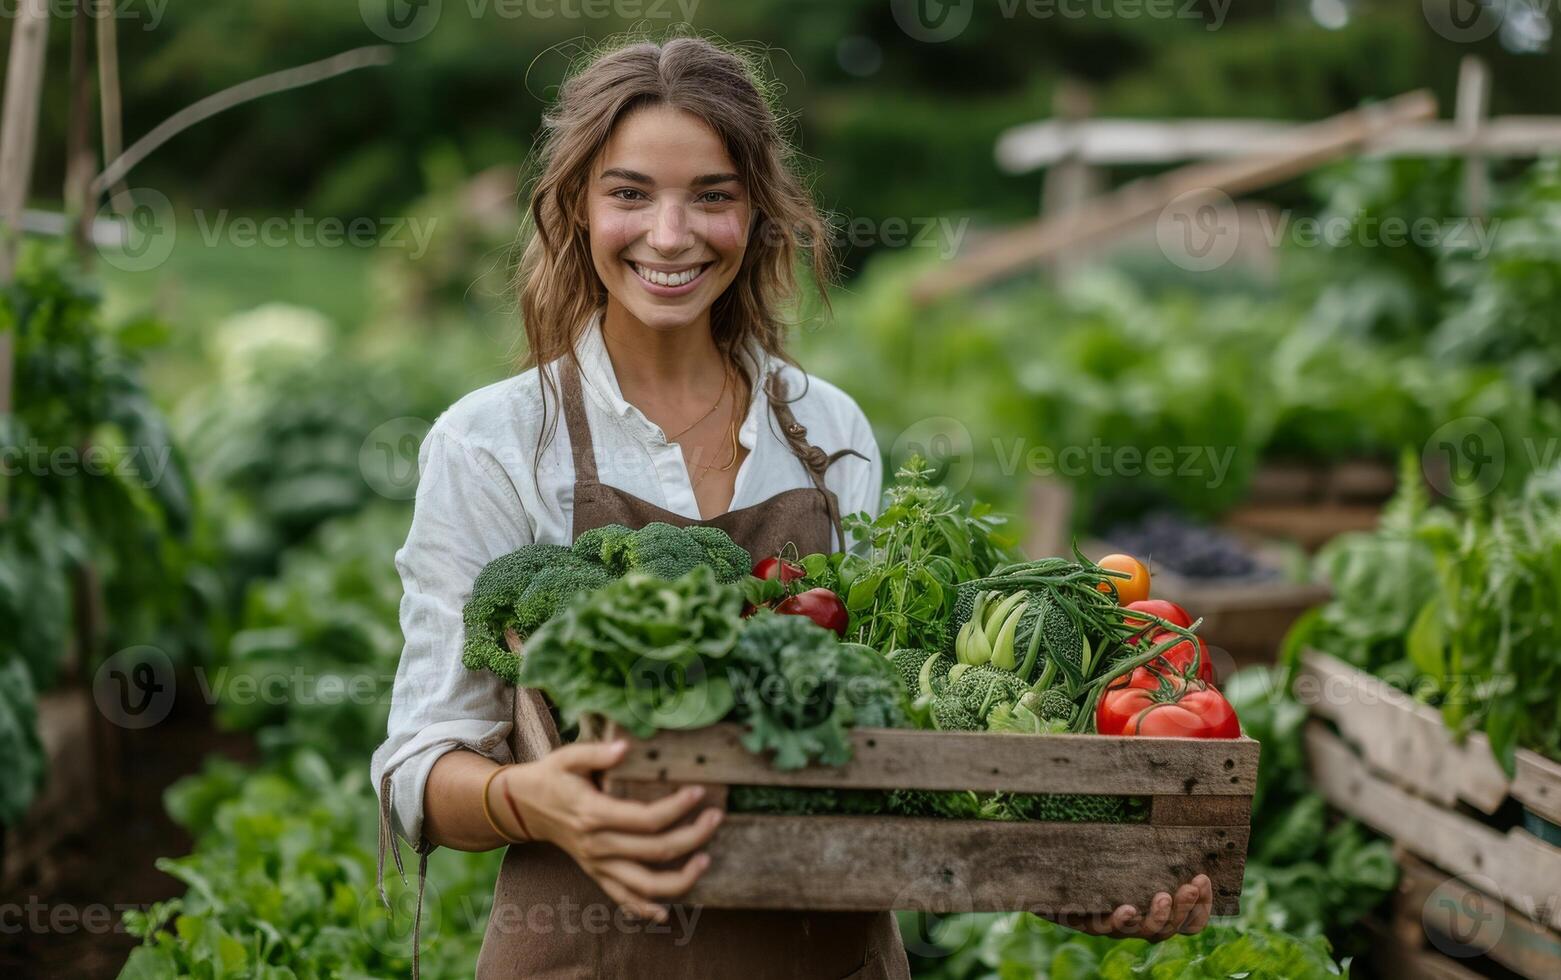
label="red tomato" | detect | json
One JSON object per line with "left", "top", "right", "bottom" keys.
{"left": 752, "top": 556, "right": 806, "bottom": 584}
{"left": 774, "top": 587, "right": 849, "bottom": 637}
{"left": 1096, "top": 676, "right": 1240, "bottom": 739}
{"left": 1124, "top": 599, "right": 1193, "bottom": 635}
{"left": 1146, "top": 631, "right": 1215, "bottom": 685}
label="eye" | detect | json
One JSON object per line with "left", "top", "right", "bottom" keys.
{"left": 698, "top": 190, "right": 735, "bottom": 204}
{"left": 610, "top": 188, "right": 647, "bottom": 202}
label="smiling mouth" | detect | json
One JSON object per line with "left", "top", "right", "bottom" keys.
{"left": 628, "top": 261, "right": 713, "bottom": 288}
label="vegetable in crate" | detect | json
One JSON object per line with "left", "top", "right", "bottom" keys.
{"left": 462, "top": 522, "right": 751, "bottom": 682}
{"left": 516, "top": 565, "right": 745, "bottom": 736}
{"left": 728, "top": 611, "right": 908, "bottom": 769}
{"left": 1096, "top": 673, "right": 1241, "bottom": 739}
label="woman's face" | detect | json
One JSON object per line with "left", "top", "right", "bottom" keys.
{"left": 586, "top": 104, "right": 751, "bottom": 333}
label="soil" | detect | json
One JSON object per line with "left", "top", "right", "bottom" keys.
{"left": 0, "top": 679, "right": 258, "bottom": 979}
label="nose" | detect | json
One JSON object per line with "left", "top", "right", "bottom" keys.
{"left": 645, "top": 195, "right": 698, "bottom": 255}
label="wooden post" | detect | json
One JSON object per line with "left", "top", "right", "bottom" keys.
{"left": 0, "top": 0, "right": 53, "bottom": 520}
{"left": 96, "top": 1, "right": 130, "bottom": 207}
{"left": 1041, "top": 79, "right": 1101, "bottom": 282}
{"left": 67, "top": 0, "right": 99, "bottom": 258}
{"left": 1456, "top": 56, "right": 1491, "bottom": 218}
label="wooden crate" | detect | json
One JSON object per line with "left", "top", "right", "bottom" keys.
{"left": 1295, "top": 650, "right": 1561, "bottom": 945}
{"left": 593, "top": 720, "right": 1259, "bottom": 916}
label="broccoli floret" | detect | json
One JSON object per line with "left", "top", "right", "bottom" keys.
{"left": 623, "top": 522, "right": 707, "bottom": 580}
{"left": 571, "top": 524, "right": 634, "bottom": 571}
{"left": 930, "top": 694, "right": 982, "bottom": 731}
{"left": 683, "top": 525, "right": 753, "bottom": 583}
{"left": 460, "top": 544, "right": 612, "bottom": 682}
{"left": 1034, "top": 688, "right": 1076, "bottom": 723}
{"left": 950, "top": 664, "right": 1027, "bottom": 722}
{"left": 887, "top": 648, "right": 935, "bottom": 695}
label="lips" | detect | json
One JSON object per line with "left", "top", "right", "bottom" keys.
{"left": 626, "top": 260, "right": 713, "bottom": 296}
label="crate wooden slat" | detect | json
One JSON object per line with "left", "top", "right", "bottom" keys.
{"left": 1304, "top": 721, "right": 1561, "bottom": 934}
{"left": 1393, "top": 850, "right": 1561, "bottom": 980}
{"left": 1296, "top": 650, "right": 1561, "bottom": 824}
{"left": 598, "top": 721, "right": 1257, "bottom": 916}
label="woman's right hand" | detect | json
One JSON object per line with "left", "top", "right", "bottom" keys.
{"left": 489, "top": 739, "right": 724, "bottom": 923}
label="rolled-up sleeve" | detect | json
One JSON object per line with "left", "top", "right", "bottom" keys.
{"left": 837, "top": 403, "right": 885, "bottom": 535}
{"left": 371, "top": 422, "right": 532, "bottom": 864}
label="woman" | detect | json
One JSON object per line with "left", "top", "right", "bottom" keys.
{"left": 372, "top": 34, "right": 1214, "bottom": 980}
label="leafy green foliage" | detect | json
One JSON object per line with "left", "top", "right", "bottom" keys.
{"left": 728, "top": 612, "right": 907, "bottom": 770}
{"left": 518, "top": 567, "right": 745, "bottom": 737}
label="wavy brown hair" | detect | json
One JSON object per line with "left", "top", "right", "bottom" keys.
{"left": 513, "top": 31, "right": 837, "bottom": 464}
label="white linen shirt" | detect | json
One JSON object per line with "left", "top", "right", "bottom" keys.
{"left": 371, "top": 310, "right": 883, "bottom": 853}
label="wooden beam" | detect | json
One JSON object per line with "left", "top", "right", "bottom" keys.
{"left": 0, "top": 0, "right": 52, "bottom": 521}
{"left": 67, "top": 0, "right": 98, "bottom": 258}
{"left": 1456, "top": 56, "right": 1492, "bottom": 217}
{"left": 915, "top": 90, "right": 1437, "bottom": 303}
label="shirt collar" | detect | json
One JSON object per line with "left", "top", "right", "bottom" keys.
{"left": 571, "top": 308, "right": 773, "bottom": 448}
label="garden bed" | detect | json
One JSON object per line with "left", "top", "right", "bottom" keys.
{"left": 588, "top": 718, "right": 1259, "bottom": 916}
{"left": 1295, "top": 650, "right": 1561, "bottom": 963}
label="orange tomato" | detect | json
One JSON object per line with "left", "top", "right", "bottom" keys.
{"left": 1096, "top": 553, "right": 1150, "bottom": 606}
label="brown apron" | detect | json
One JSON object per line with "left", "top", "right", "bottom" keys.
{"left": 473, "top": 361, "right": 910, "bottom": 980}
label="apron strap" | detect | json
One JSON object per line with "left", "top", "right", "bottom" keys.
{"left": 560, "top": 359, "right": 598, "bottom": 484}
{"left": 764, "top": 371, "right": 868, "bottom": 552}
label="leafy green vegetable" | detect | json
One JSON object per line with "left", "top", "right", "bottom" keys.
{"left": 728, "top": 611, "right": 907, "bottom": 769}
{"left": 518, "top": 567, "right": 745, "bottom": 737}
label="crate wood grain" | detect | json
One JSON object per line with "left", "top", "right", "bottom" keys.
{"left": 1393, "top": 850, "right": 1561, "bottom": 980}
{"left": 1305, "top": 721, "right": 1561, "bottom": 934}
{"left": 598, "top": 721, "right": 1257, "bottom": 916}
{"left": 1297, "top": 650, "right": 1561, "bottom": 825}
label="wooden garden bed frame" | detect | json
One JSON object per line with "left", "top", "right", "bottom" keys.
{"left": 1294, "top": 649, "right": 1561, "bottom": 975}
{"left": 584, "top": 718, "right": 1259, "bottom": 916}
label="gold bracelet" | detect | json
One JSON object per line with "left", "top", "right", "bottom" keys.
{"left": 483, "top": 766, "right": 529, "bottom": 844}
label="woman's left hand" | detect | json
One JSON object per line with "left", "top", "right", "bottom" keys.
{"left": 1045, "top": 874, "right": 1213, "bottom": 941}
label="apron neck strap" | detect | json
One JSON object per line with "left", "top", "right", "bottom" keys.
{"left": 560, "top": 359, "right": 598, "bottom": 485}
{"left": 765, "top": 371, "right": 867, "bottom": 551}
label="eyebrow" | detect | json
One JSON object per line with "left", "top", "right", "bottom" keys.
{"left": 598, "top": 167, "right": 742, "bottom": 188}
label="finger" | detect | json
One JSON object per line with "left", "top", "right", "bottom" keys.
{"left": 580, "top": 785, "right": 710, "bottom": 834}
{"left": 1179, "top": 876, "right": 1214, "bottom": 935}
{"left": 550, "top": 739, "right": 629, "bottom": 774}
{"left": 588, "top": 806, "right": 724, "bottom": 863}
{"left": 598, "top": 852, "right": 711, "bottom": 900}
{"left": 1138, "top": 891, "right": 1173, "bottom": 939}
{"left": 593, "top": 871, "right": 667, "bottom": 924}
{"left": 1153, "top": 882, "right": 1201, "bottom": 941}
{"left": 1107, "top": 904, "right": 1143, "bottom": 938}
{"left": 1048, "top": 910, "right": 1116, "bottom": 935}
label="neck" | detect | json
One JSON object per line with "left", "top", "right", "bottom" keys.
{"left": 599, "top": 298, "right": 727, "bottom": 399}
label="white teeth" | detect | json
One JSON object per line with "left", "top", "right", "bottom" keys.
{"left": 633, "top": 263, "right": 703, "bottom": 287}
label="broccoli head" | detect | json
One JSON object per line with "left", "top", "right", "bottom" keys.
{"left": 887, "top": 648, "right": 935, "bottom": 696}
{"left": 571, "top": 523, "right": 634, "bottom": 572}
{"left": 683, "top": 525, "right": 753, "bottom": 583}
{"left": 1034, "top": 688, "right": 1076, "bottom": 723}
{"left": 950, "top": 664, "right": 1027, "bottom": 722}
{"left": 460, "top": 544, "right": 613, "bottom": 682}
{"left": 623, "top": 521, "right": 707, "bottom": 580}
{"left": 930, "top": 694, "right": 981, "bottom": 731}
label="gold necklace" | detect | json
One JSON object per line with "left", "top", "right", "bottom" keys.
{"left": 690, "top": 406, "right": 742, "bottom": 485}
{"left": 664, "top": 364, "right": 732, "bottom": 443}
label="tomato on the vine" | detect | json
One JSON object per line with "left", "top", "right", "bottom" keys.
{"left": 1096, "top": 674, "right": 1240, "bottom": 739}
{"left": 1096, "top": 554, "right": 1151, "bottom": 606}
